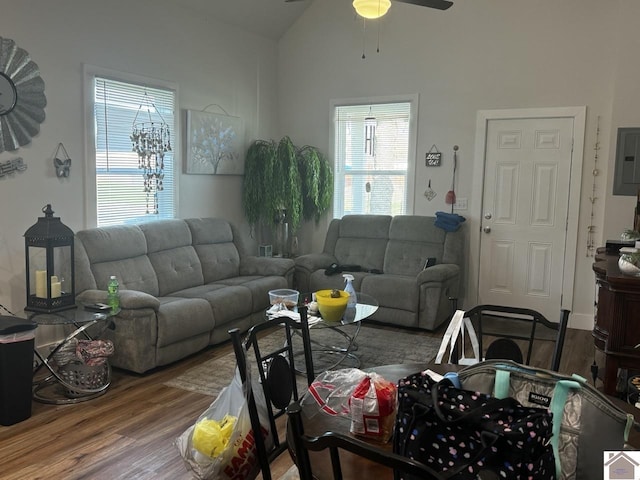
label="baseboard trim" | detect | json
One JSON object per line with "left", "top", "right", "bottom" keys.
{"left": 569, "top": 312, "right": 593, "bottom": 331}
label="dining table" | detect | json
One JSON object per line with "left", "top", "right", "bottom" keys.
{"left": 286, "top": 362, "right": 640, "bottom": 480}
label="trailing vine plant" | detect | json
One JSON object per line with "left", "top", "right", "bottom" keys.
{"left": 242, "top": 136, "right": 333, "bottom": 234}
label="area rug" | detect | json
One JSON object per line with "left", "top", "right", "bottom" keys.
{"left": 164, "top": 325, "right": 441, "bottom": 397}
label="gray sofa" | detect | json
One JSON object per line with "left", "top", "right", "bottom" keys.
{"left": 294, "top": 215, "right": 464, "bottom": 331}
{"left": 74, "top": 218, "right": 294, "bottom": 373}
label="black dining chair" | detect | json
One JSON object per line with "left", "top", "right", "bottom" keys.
{"left": 462, "top": 305, "right": 570, "bottom": 371}
{"left": 228, "top": 306, "right": 315, "bottom": 480}
{"left": 287, "top": 400, "right": 444, "bottom": 480}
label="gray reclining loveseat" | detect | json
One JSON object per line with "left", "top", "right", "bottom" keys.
{"left": 294, "top": 215, "right": 465, "bottom": 331}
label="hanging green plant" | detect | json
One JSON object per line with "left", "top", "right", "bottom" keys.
{"left": 242, "top": 136, "right": 333, "bottom": 233}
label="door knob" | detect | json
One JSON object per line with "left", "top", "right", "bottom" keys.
{"left": 484, "top": 213, "right": 492, "bottom": 220}
{"left": 483, "top": 226, "right": 491, "bottom": 233}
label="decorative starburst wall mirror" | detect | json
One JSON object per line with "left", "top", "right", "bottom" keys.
{"left": 0, "top": 37, "right": 46, "bottom": 153}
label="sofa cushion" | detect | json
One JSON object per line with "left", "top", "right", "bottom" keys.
{"left": 214, "top": 275, "right": 289, "bottom": 312}
{"left": 186, "top": 218, "right": 241, "bottom": 282}
{"left": 76, "top": 225, "right": 159, "bottom": 295}
{"left": 384, "top": 216, "right": 446, "bottom": 276}
{"left": 139, "top": 220, "right": 204, "bottom": 296}
{"left": 361, "top": 274, "right": 418, "bottom": 312}
{"left": 156, "top": 297, "right": 214, "bottom": 347}
{"left": 170, "top": 284, "right": 252, "bottom": 326}
{"left": 333, "top": 215, "right": 391, "bottom": 271}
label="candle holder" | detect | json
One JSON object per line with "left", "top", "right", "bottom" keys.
{"left": 24, "top": 204, "right": 76, "bottom": 313}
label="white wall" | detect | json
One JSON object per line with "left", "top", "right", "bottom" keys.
{"left": 0, "top": 0, "right": 279, "bottom": 328}
{"left": 278, "top": 0, "right": 635, "bottom": 329}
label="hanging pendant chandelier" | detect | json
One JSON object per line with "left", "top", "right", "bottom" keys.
{"left": 353, "top": 0, "right": 391, "bottom": 19}
{"left": 130, "top": 91, "right": 171, "bottom": 214}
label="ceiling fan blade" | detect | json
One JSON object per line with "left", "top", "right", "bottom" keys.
{"left": 394, "top": 0, "right": 453, "bottom": 10}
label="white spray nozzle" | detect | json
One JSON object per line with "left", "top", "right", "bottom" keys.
{"left": 343, "top": 273, "right": 354, "bottom": 281}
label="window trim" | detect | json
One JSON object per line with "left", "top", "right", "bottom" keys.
{"left": 83, "top": 64, "right": 180, "bottom": 228}
{"left": 329, "top": 94, "right": 419, "bottom": 218}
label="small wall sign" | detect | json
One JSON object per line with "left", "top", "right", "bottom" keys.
{"left": 425, "top": 145, "right": 442, "bottom": 166}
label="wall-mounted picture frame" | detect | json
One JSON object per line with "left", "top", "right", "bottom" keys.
{"left": 185, "top": 110, "right": 245, "bottom": 175}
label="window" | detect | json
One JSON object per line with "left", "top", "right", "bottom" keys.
{"left": 89, "top": 72, "right": 176, "bottom": 226}
{"left": 332, "top": 98, "right": 417, "bottom": 218}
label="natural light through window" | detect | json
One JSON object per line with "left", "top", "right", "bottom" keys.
{"left": 333, "top": 100, "right": 415, "bottom": 218}
{"left": 92, "top": 76, "right": 176, "bottom": 226}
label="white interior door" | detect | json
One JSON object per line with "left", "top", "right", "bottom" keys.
{"left": 478, "top": 117, "right": 574, "bottom": 320}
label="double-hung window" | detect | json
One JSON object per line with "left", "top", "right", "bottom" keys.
{"left": 87, "top": 70, "right": 177, "bottom": 226}
{"left": 332, "top": 97, "right": 417, "bottom": 218}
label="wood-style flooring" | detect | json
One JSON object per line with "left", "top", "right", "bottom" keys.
{"left": 0, "top": 327, "right": 598, "bottom": 479}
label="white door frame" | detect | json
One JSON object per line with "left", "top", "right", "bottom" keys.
{"left": 469, "top": 106, "right": 586, "bottom": 316}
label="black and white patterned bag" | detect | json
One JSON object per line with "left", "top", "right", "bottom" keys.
{"left": 457, "top": 360, "right": 636, "bottom": 480}
{"left": 394, "top": 370, "right": 556, "bottom": 479}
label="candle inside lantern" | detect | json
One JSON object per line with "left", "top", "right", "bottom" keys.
{"left": 35, "top": 270, "right": 47, "bottom": 298}
{"left": 51, "top": 281, "right": 62, "bottom": 298}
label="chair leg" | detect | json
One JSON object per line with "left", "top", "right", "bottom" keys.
{"left": 551, "top": 309, "right": 570, "bottom": 371}
{"left": 287, "top": 402, "right": 314, "bottom": 480}
{"left": 229, "top": 328, "right": 272, "bottom": 480}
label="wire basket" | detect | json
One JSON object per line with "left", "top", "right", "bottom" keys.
{"left": 51, "top": 338, "right": 79, "bottom": 367}
{"left": 58, "top": 362, "right": 109, "bottom": 398}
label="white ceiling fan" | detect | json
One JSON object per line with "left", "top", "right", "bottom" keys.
{"left": 285, "top": 0, "right": 453, "bottom": 19}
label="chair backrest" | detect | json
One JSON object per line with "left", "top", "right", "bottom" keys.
{"left": 228, "top": 306, "right": 315, "bottom": 480}
{"left": 464, "top": 305, "right": 570, "bottom": 371}
{"left": 287, "top": 401, "right": 444, "bottom": 480}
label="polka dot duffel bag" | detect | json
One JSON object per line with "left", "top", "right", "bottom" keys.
{"left": 393, "top": 369, "right": 556, "bottom": 480}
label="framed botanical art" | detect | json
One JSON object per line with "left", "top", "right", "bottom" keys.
{"left": 185, "top": 109, "right": 245, "bottom": 175}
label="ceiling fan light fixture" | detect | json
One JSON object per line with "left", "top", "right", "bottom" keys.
{"left": 353, "top": 0, "right": 391, "bottom": 19}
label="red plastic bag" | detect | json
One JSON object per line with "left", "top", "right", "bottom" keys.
{"left": 348, "top": 373, "right": 397, "bottom": 443}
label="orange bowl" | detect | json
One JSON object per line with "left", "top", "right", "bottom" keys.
{"left": 315, "top": 289, "right": 349, "bottom": 322}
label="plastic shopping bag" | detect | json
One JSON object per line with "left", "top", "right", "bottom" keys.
{"left": 175, "top": 367, "right": 271, "bottom": 480}
{"left": 434, "top": 309, "right": 481, "bottom": 365}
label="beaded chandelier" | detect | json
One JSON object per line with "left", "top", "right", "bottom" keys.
{"left": 130, "top": 91, "right": 171, "bottom": 214}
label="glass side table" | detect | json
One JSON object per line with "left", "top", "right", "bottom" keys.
{"left": 28, "top": 305, "right": 119, "bottom": 405}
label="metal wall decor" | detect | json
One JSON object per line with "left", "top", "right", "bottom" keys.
{"left": 0, "top": 157, "right": 26, "bottom": 177}
{"left": 130, "top": 90, "right": 171, "bottom": 214}
{"left": 53, "top": 142, "right": 71, "bottom": 178}
{"left": 0, "top": 37, "right": 47, "bottom": 153}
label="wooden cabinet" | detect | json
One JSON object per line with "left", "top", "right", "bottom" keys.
{"left": 593, "top": 251, "right": 640, "bottom": 395}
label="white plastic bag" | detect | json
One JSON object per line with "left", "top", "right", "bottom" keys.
{"left": 175, "top": 367, "right": 272, "bottom": 480}
{"left": 434, "top": 309, "right": 481, "bottom": 365}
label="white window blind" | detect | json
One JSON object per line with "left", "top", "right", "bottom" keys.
{"left": 333, "top": 102, "right": 412, "bottom": 218}
{"left": 93, "top": 77, "right": 176, "bottom": 226}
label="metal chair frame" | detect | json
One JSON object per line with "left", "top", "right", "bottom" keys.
{"left": 287, "top": 400, "right": 444, "bottom": 480}
{"left": 462, "top": 304, "right": 570, "bottom": 371}
{"left": 228, "top": 306, "right": 315, "bottom": 480}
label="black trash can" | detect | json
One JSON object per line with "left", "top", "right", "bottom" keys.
{"left": 0, "top": 316, "right": 37, "bottom": 426}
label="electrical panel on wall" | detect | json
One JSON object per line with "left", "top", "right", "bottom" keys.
{"left": 614, "top": 127, "right": 640, "bottom": 195}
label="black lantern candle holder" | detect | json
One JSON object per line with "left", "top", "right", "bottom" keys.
{"left": 24, "top": 204, "right": 76, "bottom": 313}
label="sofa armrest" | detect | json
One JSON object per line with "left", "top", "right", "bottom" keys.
{"left": 416, "top": 264, "right": 460, "bottom": 284}
{"left": 240, "top": 256, "right": 295, "bottom": 277}
{"left": 76, "top": 289, "right": 161, "bottom": 311}
{"left": 294, "top": 253, "right": 337, "bottom": 274}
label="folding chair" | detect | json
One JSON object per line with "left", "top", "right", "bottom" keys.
{"left": 228, "top": 306, "right": 315, "bottom": 480}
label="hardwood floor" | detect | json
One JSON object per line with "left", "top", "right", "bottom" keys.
{"left": 0, "top": 327, "right": 597, "bottom": 479}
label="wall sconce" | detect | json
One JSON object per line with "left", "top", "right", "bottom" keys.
{"left": 24, "top": 204, "right": 76, "bottom": 313}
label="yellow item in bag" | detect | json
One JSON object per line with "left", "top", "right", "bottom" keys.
{"left": 192, "top": 414, "right": 237, "bottom": 458}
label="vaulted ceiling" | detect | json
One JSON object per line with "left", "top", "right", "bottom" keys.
{"left": 179, "top": 0, "right": 312, "bottom": 40}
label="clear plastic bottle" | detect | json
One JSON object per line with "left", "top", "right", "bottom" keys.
{"left": 343, "top": 273, "right": 357, "bottom": 308}
{"left": 107, "top": 275, "right": 120, "bottom": 312}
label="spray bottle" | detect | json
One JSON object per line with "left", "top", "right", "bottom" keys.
{"left": 343, "top": 273, "right": 357, "bottom": 308}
